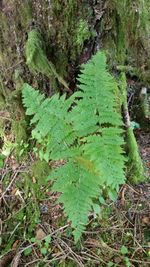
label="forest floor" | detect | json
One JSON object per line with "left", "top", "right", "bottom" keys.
{"left": 0, "top": 84, "right": 150, "bottom": 267}
{"left": 0, "top": 131, "right": 150, "bottom": 267}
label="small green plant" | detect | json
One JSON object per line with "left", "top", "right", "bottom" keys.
{"left": 74, "top": 19, "right": 93, "bottom": 53}
{"left": 24, "top": 247, "right": 32, "bottom": 256}
{"left": 24, "top": 235, "right": 52, "bottom": 256}
{"left": 1, "top": 139, "right": 15, "bottom": 157}
{"left": 120, "top": 245, "right": 129, "bottom": 255}
{"left": 22, "top": 51, "right": 126, "bottom": 242}
{"left": 17, "top": 140, "right": 29, "bottom": 157}
{"left": 120, "top": 245, "right": 131, "bottom": 267}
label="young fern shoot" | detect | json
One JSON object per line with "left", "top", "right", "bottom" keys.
{"left": 22, "top": 51, "right": 126, "bottom": 242}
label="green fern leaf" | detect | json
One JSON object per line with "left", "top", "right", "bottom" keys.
{"left": 22, "top": 51, "right": 126, "bottom": 242}
{"left": 49, "top": 161, "right": 100, "bottom": 242}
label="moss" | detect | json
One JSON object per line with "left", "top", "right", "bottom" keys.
{"left": 74, "top": 19, "right": 92, "bottom": 54}
{"left": 0, "top": 78, "right": 6, "bottom": 108}
{"left": 127, "top": 127, "right": 146, "bottom": 184}
{"left": 49, "top": 0, "right": 93, "bottom": 79}
{"left": 12, "top": 119, "right": 27, "bottom": 143}
{"left": 5, "top": 69, "right": 28, "bottom": 156}
{"left": 102, "top": 0, "right": 150, "bottom": 76}
{"left": 0, "top": 1, "right": 94, "bottom": 96}
{"left": 140, "top": 88, "right": 150, "bottom": 120}
{"left": 25, "top": 29, "right": 69, "bottom": 90}
{"left": 119, "top": 72, "right": 146, "bottom": 184}
{"left": 0, "top": 12, "right": 13, "bottom": 72}
{"left": 19, "top": 0, "right": 33, "bottom": 27}
{"left": 31, "top": 160, "right": 51, "bottom": 186}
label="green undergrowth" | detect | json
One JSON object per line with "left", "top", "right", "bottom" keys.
{"left": 0, "top": 142, "right": 149, "bottom": 265}
{"left": 0, "top": 112, "right": 28, "bottom": 160}
{"left": 0, "top": 70, "right": 29, "bottom": 160}
{"left": 0, "top": 163, "right": 51, "bottom": 254}
{"left": 2, "top": 185, "right": 150, "bottom": 266}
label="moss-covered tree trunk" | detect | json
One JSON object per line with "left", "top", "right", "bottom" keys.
{"left": 0, "top": 0, "right": 149, "bottom": 182}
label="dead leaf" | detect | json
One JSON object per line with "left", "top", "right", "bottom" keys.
{"left": 12, "top": 163, "right": 19, "bottom": 171}
{"left": 32, "top": 176, "right": 36, "bottom": 183}
{"left": 35, "top": 228, "right": 46, "bottom": 240}
{"left": 142, "top": 216, "right": 150, "bottom": 225}
{"left": 114, "top": 256, "right": 122, "bottom": 264}
{"left": 12, "top": 240, "right": 19, "bottom": 250}
{"left": 146, "top": 162, "right": 150, "bottom": 167}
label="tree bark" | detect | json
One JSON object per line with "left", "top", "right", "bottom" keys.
{"left": 0, "top": 0, "right": 149, "bottom": 182}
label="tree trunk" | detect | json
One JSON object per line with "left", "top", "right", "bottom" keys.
{"left": 0, "top": 0, "right": 149, "bottom": 181}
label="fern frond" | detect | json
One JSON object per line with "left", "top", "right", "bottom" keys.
{"left": 22, "top": 51, "right": 126, "bottom": 242}
{"left": 22, "top": 83, "right": 45, "bottom": 116}
{"left": 49, "top": 161, "right": 100, "bottom": 242}
{"left": 22, "top": 83, "right": 79, "bottom": 161}
{"left": 70, "top": 52, "right": 123, "bottom": 138}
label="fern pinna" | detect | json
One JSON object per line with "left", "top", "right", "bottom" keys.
{"left": 22, "top": 52, "right": 126, "bottom": 242}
